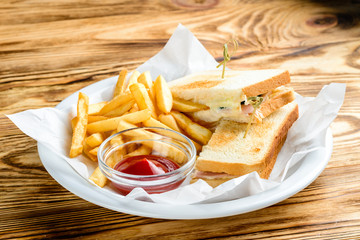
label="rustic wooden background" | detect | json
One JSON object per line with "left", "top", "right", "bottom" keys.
{"left": 1, "top": 0, "right": 360, "bottom": 239}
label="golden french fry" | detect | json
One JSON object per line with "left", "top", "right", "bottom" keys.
{"left": 113, "top": 69, "right": 128, "bottom": 97}
{"left": 125, "top": 145, "right": 152, "bottom": 157}
{"left": 170, "top": 111, "right": 212, "bottom": 145}
{"left": 99, "top": 92, "right": 133, "bottom": 116}
{"left": 172, "top": 98, "right": 209, "bottom": 112}
{"left": 104, "top": 99, "right": 136, "bottom": 117}
{"left": 129, "top": 83, "right": 157, "bottom": 118}
{"left": 117, "top": 120, "right": 186, "bottom": 164}
{"left": 107, "top": 155, "right": 120, "bottom": 168}
{"left": 117, "top": 120, "right": 144, "bottom": 133}
{"left": 117, "top": 121, "right": 161, "bottom": 142}
{"left": 143, "top": 117, "right": 171, "bottom": 129}
{"left": 138, "top": 71, "right": 155, "bottom": 100}
{"left": 153, "top": 143, "right": 187, "bottom": 164}
{"left": 154, "top": 75, "right": 173, "bottom": 114}
{"left": 89, "top": 167, "right": 107, "bottom": 187}
{"left": 110, "top": 134, "right": 124, "bottom": 145}
{"left": 73, "top": 115, "right": 108, "bottom": 126}
{"left": 89, "top": 101, "right": 107, "bottom": 116}
{"left": 88, "top": 115, "right": 108, "bottom": 123}
{"left": 69, "top": 92, "right": 89, "bottom": 158}
{"left": 144, "top": 117, "right": 202, "bottom": 153}
{"left": 87, "top": 109, "right": 151, "bottom": 134}
{"left": 85, "top": 133, "right": 105, "bottom": 148}
{"left": 190, "top": 139, "right": 202, "bottom": 153}
{"left": 137, "top": 71, "right": 153, "bottom": 89}
{"left": 143, "top": 117, "right": 183, "bottom": 140}
{"left": 126, "top": 143, "right": 138, "bottom": 154}
{"left": 83, "top": 142, "right": 98, "bottom": 161}
{"left": 71, "top": 116, "right": 78, "bottom": 130}
{"left": 87, "top": 118, "right": 120, "bottom": 134}
{"left": 129, "top": 103, "right": 139, "bottom": 113}
{"left": 158, "top": 114, "right": 182, "bottom": 132}
{"left": 125, "top": 70, "right": 140, "bottom": 92}
{"left": 119, "top": 109, "right": 151, "bottom": 124}
{"left": 88, "top": 147, "right": 99, "bottom": 156}
{"left": 107, "top": 134, "right": 127, "bottom": 165}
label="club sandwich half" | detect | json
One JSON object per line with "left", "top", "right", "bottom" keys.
{"left": 169, "top": 69, "right": 295, "bottom": 123}
{"left": 191, "top": 101, "right": 299, "bottom": 187}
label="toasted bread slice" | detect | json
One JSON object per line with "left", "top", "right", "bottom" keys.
{"left": 255, "top": 86, "right": 296, "bottom": 120}
{"left": 194, "top": 101, "right": 299, "bottom": 178}
{"left": 191, "top": 136, "right": 286, "bottom": 187}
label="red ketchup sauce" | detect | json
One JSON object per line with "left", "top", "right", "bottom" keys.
{"left": 112, "top": 155, "right": 182, "bottom": 195}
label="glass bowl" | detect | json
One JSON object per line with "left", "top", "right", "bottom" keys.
{"left": 97, "top": 127, "right": 197, "bottom": 195}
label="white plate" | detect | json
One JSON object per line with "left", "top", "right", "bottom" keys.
{"left": 37, "top": 77, "right": 333, "bottom": 220}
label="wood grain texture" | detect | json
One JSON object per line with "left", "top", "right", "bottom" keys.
{"left": 1, "top": 0, "right": 360, "bottom": 239}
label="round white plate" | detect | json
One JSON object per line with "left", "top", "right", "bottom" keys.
{"left": 37, "top": 77, "right": 333, "bottom": 219}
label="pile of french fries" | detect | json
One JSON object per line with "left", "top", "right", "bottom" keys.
{"left": 69, "top": 69, "right": 213, "bottom": 188}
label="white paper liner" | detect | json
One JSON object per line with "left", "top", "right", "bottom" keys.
{"left": 6, "top": 24, "right": 345, "bottom": 205}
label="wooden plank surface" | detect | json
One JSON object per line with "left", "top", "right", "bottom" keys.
{"left": 1, "top": 0, "right": 360, "bottom": 239}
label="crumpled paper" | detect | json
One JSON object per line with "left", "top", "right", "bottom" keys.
{"left": 7, "top": 24, "right": 345, "bottom": 205}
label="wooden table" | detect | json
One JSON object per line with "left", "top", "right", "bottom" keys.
{"left": 1, "top": 0, "right": 359, "bottom": 239}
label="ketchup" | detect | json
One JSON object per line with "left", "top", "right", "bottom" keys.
{"left": 112, "top": 155, "right": 183, "bottom": 195}
{"left": 115, "top": 155, "right": 180, "bottom": 175}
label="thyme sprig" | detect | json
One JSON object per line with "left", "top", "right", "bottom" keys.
{"left": 216, "top": 39, "right": 238, "bottom": 79}
{"left": 243, "top": 96, "right": 264, "bottom": 138}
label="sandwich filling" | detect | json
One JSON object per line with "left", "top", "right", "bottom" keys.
{"left": 192, "top": 86, "right": 294, "bottom": 123}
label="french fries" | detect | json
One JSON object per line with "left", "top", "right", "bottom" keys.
{"left": 98, "top": 92, "right": 133, "bottom": 116}
{"left": 110, "top": 133, "right": 124, "bottom": 145}
{"left": 88, "top": 115, "right": 108, "bottom": 123}
{"left": 129, "top": 104, "right": 139, "bottom": 113}
{"left": 154, "top": 75, "right": 173, "bottom": 114}
{"left": 89, "top": 147, "right": 99, "bottom": 156}
{"left": 83, "top": 142, "right": 97, "bottom": 161}
{"left": 137, "top": 71, "right": 155, "bottom": 101}
{"left": 87, "top": 109, "right": 151, "bottom": 134}
{"left": 69, "top": 92, "right": 89, "bottom": 158}
{"left": 104, "top": 99, "right": 135, "bottom": 117}
{"left": 143, "top": 117, "right": 202, "bottom": 152}
{"left": 113, "top": 69, "right": 128, "bottom": 97}
{"left": 158, "top": 113, "right": 182, "bottom": 132}
{"left": 172, "top": 98, "right": 209, "bottom": 112}
{"left": 117, "top": 120, "right": 154, "bottom": 138}
{"left": 69, "top": 69, "right": 214, "bottom": 189}
{"left": 143, "top": 117, "right": 183, "bottom": 140}
{"left": 89, "top": 167, "right": 108, "bottom": 187}
{"left": 171, "top": 111, "right": 212, "bottom": 145}
{"left": 126, "top": 70, "right": 140, "bottom": 92}
{"left": 85, "top": 133, "right": 105, "bottom": 148}
{"left": 125, "top": 145, "right": 152, "bottom": 157}
{"left": 117, "top": 120, "right": 186, "bottom": 164}
{"left": 88, "top": 101, "right": 107, "bottom": 115}
{"left": 129, "top": 83, "right": 157, "bottom": 118}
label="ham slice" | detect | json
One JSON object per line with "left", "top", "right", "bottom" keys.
{"left": 241, "top": 104, "right": 254, "bottom": 114}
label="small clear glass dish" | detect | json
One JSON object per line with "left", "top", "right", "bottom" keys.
{"left": 98, "top": 127, "right": 196, "bottom": 195}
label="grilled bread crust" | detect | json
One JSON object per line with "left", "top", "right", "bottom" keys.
{"left": 195, "top": 102, "right": 299, "bottom": 176}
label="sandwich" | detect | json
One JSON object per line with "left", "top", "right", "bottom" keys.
{"left": 169, "top": 69, "right": 295, "bottom": 124}
{"left": 191, "top": 101, "right": 299, "bottom": 187}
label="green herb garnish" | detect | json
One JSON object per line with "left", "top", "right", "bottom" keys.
{"left": 243, "top": 96, "right": 263, "bottom": 138}
{"left": 216, "top": 39, "right": 238, "bottom": 79}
